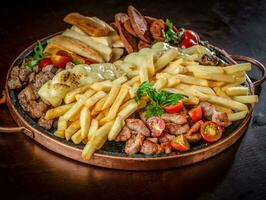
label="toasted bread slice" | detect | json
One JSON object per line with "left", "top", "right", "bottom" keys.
{"left": 48, "top": 35, "right": 104, "bottom": 62}
{"left": 64, "top": 13, "right": 110, "bottom": 37}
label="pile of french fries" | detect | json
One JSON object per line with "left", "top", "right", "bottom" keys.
{"left": 43, "top": 42, "right": 258, "bottom": 160}
{"left": 44, "top": 13, "right": 124, "bottom": 63}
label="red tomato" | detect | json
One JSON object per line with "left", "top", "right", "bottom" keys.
{"left": 39, "top": 58, "right": 52, "bottom": 68}
{"left": 85, "top": 59, "right": 97, "bottom": 65}
{"left": 200, "top": 121, "right": 222, "bottom": 143}
{"left": 179, "top": 29, "right": 200, "bottom": 48}
{"left": 171, "top": 135, "right": 190, "bottom": 151}
{"left": 188, "top": 106, "right": 202, "bottom": 122}
{"left": 146, "top": 116, "right": 165, "bottom": 138}
{"left": 163, "top": 101, "right": 183, "bottom": 113}
{"left": 51, "top": 50, "right": 73, "bottom": 68}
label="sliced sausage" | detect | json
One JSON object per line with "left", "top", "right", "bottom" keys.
{"left": 115, "top": 13, "right": 138, "bottom": 53}
{"left": 144, "top": 16, "right": 157, "bottom": 25}
{"left": 123, "top": 19, "right": 137, "bottom": 37}
{"left": 128, "top": 5, "right": 151, "bottom": 43}
{"left": 150, "top": 19, "right": 165, "bottom": 41}
{"left": 138, "top": 40, "right": 152, "bottom": 50}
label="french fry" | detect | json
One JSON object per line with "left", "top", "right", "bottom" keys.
{"left": 138, "top": 48, "right": 155, "bottom": 76}
{"left": 64, "top": 85, "right": 91, "bottom": 104}
{"left": 45, "top": 103, "right": 74, "bottom": 120}
{"left": 95, "top": 112, "right": 105, "bottom": 121}
{"left": 191, "top": 85, "right": 216, "bottom": 96}
{"left": 65, "top": 120, "right": 81, "bottom": 141}
{"left": 180, "top": 61, "right": 199, "bottom": 66}
{"left": 193, "top": 71, "right": 235, "bottom": 83}
{"left": 232, "top": 95, "right": 258, "bottom": 104}
{"left": 100, "top": 85, "right": 128, "bottom": 124}
{"left": 91, "top": 95, "right": 108, "bottom": 116}
{"left": 207, "top": 81, "right": 225, "bottom": 88}
{"left": 223, "top": 63, "right": 251, "bottom": 74}
{"left": 154, "top": 78, "right": 168, "bottom": 91}
{"left": 225, "top": 86, "right": 249, "bottom": 96}
{"left": 71, "top": 130, "right": 83, "bottom": 144}
{"left": 54, "top": 116, "right": 68, "bottom": 138}
{"left": 88, "top": 119, "right": 99, "bottom": 140}
{"left": 84, "top": 91, "right": 107, "bottom": 108}
{"left": 112, "top": 75, "right": 128, "bottom": 85}
{"left": 125, "top": 76, "right": 140, "bottom": 86}
{"left": 228, "top": 111, "right": 248, "bottom": 121}
{"left": 69, "top": 111, "right": 81, "bottom": 122}
{"left": 187, "top": 65, "right": 224, "bottom": 74}
{"left": 232, "top": 71, "right": 246, "bottom": 77}
{"left": 206, "top": 95, "right": 248, "bottom": 111}
{"left": 214, "top": 105, "right": 233, "bottom": 114}
{"left": 176, "top": 74, "right": 208, "bottom": 86}
{"left": 108, "top": 116, "right": 124, "bottom": 141}
{"left": 75, "top": 94, "right": 82, "bottom": 101}
{"left": 213, "top": 87, "right": 230, "bottom": 99}
{"left": 155, "top": 48, "right": 179, "bottom": 72}
{"left": 80, "top": 107, "right": 91, "bottom": 139}
{"left": 167, "top": 77, "right": 181, "bottom": 87}
{"left": 118, "top": 100, "right": 138, "bottom": 120}
{"left": 102, "top": 85, "right": 121, "bottom": 110}
{"left": 182, "top": 96, "right": 199, "bottom": 105}
{"left": 139, "top": 64, "right": 149, "bottom": 83}
{"left": 162, "top": 65, "right": 187, "bottom": 75}
{"left": 63, "top": 89, "right": 95, "bottom": 121}
{"left": 90, "top": 80, "right": 113, "bottom": 92}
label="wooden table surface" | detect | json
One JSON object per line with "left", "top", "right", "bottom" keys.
{"left": 1, "top": 0, "right": 266, "bottom": 199}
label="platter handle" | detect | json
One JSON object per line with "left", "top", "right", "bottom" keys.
{"left": 230, "top": 55, "right": 266, "bottom": 87}
{"left": 0, "top": 90, "right": 32, "bottom": 136}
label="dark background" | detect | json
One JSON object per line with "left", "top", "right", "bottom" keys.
{"left": 0, "top": 0, "right": 266, "bottom": 199}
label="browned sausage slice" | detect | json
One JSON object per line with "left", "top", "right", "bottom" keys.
{"left": 128, "top": 5, "right": 151, "bottom": 43}
{"left": 138, "top": 40, "right": 152, "bottom": 50}
{"left": 115, "top": 13, "right": 138, "bottom": 53}
{"left": 150, "top": 19, "right": 165, "bottom": 41}
{"left": 144, "top": 16, "right": 158, "bottom": 25}
{"left": 123, "top": 19, "right": 137, "bottom": 37}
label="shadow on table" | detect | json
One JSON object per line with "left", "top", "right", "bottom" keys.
{"left": 11, "top": 134, "right": 242, "bottom": 200}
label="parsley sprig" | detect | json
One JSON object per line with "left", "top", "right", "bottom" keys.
{"left": 162, "top": 19, "right": 179, "bottom": 45}
{"left": 135, "top": 82, "right": 187, "bottom": 117}
{"left": 27, "top": 41, "right": 44, "bottom": 69}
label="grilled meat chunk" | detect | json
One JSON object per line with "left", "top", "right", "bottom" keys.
{"left": 125, "top": 133, "right": 145, "bottom": 154}
{"left": 165, "top": 123, "right": 190, "bottom": 135}
{"left": 115, "top": 126, "right": 131, "bottom": 142}
{"left": 140, "top": 140, "right": 163, "bottom": 155}
{"left": 33, "top": 71, "right": 54, "bottom": 89}
{"left": 8, "top": 66, "right": 22, "bottom": 89}
{"left": 159, "top": 133, "right": 175, "bottom": 143}
{"left": 161, "top": 112, "right": 188, "bottom": 125}
{"left": 200, "top": 54, "right": 219, "bottom": 66}
{"left": 38, "top": 115, "right": 54, "bottom": 130}
{"left": 126, "top": 118, "right": 150, "bottom": 137}
{"left": 150, "top": 19, "right": 165, "bottom": 41}
{"left": 200, "top": 102, "right": 215, "bottom": 120}
{"left": 184, "top": 120, "right": 203, "bottom": 143}
{"left": 212, "top": 111, "right": 232, "bottom": 127}
{"left": 161, "top": 142, "right": 173, "bottom": 154}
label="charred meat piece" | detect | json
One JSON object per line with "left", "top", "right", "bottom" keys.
{"left": 184, "top": 120, "right": 203, "bottom": 143}
{"left": 161, "top": 112, "right": 188, "bottom": 125}
{"left": 200, "top": 102, "right": 215, "bottom": 120}
{"left": 161, "top": 142, "right": 172, "bottom": 154}
{"left": 138, "top": 109, "right": 147, "bottom": 122}
{"left": 165, "top": 123, "right": 190, "bottom": 135}
{"left": 8, "top": 66, "right": 23, "bottom": 89}
{"left": 38, "top": 115, "right": 54, "bottom": 130}
{"left": 33, "top": 71, "right": 54, "bottom": 89}
{"left": 123, "top": 19, "right": 137, "bottom": 37}
{"left": 138, "top": 40, "right": 152, "bottom": 50}
{"left": 18, "top": 84, "right": 38, "bottom": 103}
{"left": 27, "top": 100, "right": 48, "bottom": 119}
{"left": 159, "top": 133, "right": 175, "bottom": 143}
{"left": 19, "top": 59, "right": 32, "bottom": 82}
{"left": 212, "top": 111, "right": 232, "bottom": 127}
{"left": 146, "top": 137, "right": 158, "bottom": 144}
{"left": 126, "top": 118, "right": 150, "bottom": 137}
{"left": 144, "top": 16, "right": 157, "bottom": 25}
{"left": 128, "top": 5, "right": 151, "bottom": 43}
{"left": 150, "top": 19, "right": 165, "bottom": 41}
{"left": 115, "top": 13, "right": 138, "bottom": 53}
{"left": 140, "top": 140, "right": 163, "bottom": 155}
{"left": 115, "top": 126, "right": 131, "bottom": 142}
{"left": 200, "top": 54, "right": 219, "bottom": 66}
{"left": 125, "top": 133, "right": 145, "bottom": 154}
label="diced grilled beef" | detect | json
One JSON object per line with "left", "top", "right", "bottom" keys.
{"left": 165, "top": 123, "right": 190, "bottom": 135}
{"left": 184, "top": 120, "right": 203, "bottom": 143}
{"left": 161, "top": 112, "right": 188, "bottom": 125}
{"left": 200, "top": 102, "right": 215, "bottom": 120}
{"left": 125, "top": 133, "right": 145, "bottom": 154}
{"left": 115, "top": 126, "right": 131, "bottom": 142}
{"left": 159, "top": 133, "right": 175, "bottom": 143}
{"left": 38, "top": 115, "right": 54, "bottom": 130}
{"left": 126, "top": 118, "right": 150, "bottom": 137}
{"left": 212, "top": 111, "right": 232, "bottom": 127}
{"left": 8, "top": 66, "right": 23, "bottom": 89}
{"left": 140, "top": 140, "right": 163, "bottom": 155}
{"left": 33, "top": 71, "right": 54, "bottom": 89}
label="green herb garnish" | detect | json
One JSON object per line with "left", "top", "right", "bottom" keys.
{"left": 135, "top": 82, "right": 187, "bottom": 117}
{"left": 27, "top": 41, "right": 44, "bottom": 69}
{"left": 162, "top": 19, "right": 179, "bottom": 45}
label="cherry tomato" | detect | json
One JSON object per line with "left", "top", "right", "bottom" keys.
{"left": 171, "top": 135, "right": 190, "bottom": 151}
{"left": 188, "top": 106, "right": 202, "bottom": 122}
{"left": 39, "top": 58, "right": 52, "bottom": 68}
{"left": 85, "top": 59, "right": 97, "bottom": 65}
{"left": 146, "top": 116, "right": 165, "bottom": 138}
{"left": 179, "top": 29, "right": 200, "bottom": 48}
{"left": 51, "top": 50, "right": 73, "bottom": 68}
{"left": 200, "top": 121, "right": 222, "bottom": 143}
{"left": 163, "top": 101, "right": 183, "bottom": 113}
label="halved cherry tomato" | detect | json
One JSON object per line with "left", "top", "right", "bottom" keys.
{"left": 163, "top": 101, "right": 183, "bottom": 113}
{"left": 51, "top": 50, "right": 73, "bottom": 68}
{"left": 39, "top": 58, "right": 52, "bottom": 68}
{"left": 200, "top": 121, "right": 222, "bottom": 142}
{"left": 179, "top": 29, "right": 200, "bottom": 48}
{"left": 146, "top": 116, "right": 165, "bottom": 138}
{"left": 171, "top": 135, "right": 190, "bottom": 151}
{"left": 188, "top": 106, "right": 202, "bottom": 122}
{"left": 85, "top": 59, "right": 97, "bottom": 65}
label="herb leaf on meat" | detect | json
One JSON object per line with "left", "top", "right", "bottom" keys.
{"left": 27, "top": 41, "right": 44, "bottom": 69}
{"left": 162, "top": 19, "right": 179, "bottom": 45}
{"left": 135, "top": 81, "right": 188, "bottom": 117}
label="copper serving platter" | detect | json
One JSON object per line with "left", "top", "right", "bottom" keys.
{"left": 1, "top": 33, "right": 266, "bottom": 170}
